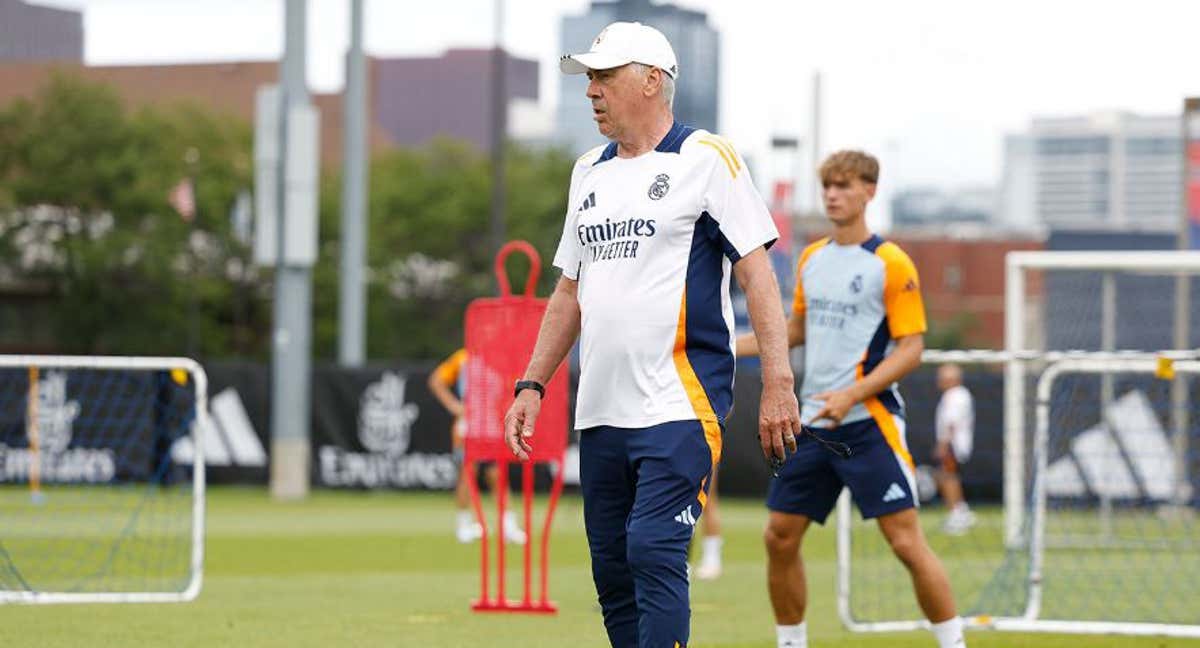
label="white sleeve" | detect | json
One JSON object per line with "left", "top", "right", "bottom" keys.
{"left": 552, "top": 164, "right": 584, "bottom": 279}
{"left": 700, "top": 139, "right": 778, "bottom": 262}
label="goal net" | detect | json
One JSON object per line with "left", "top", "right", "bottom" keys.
{"left": 0, "top": 356, "right": 206, "bottom": 604}
{"left": 840, "top": 251, "right": 1200, "bottom": 637}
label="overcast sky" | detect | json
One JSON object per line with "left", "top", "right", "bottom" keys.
{"left": 34, "top": 0, "right": 1200, "bottom": 209}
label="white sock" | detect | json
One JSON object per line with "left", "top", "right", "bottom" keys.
{"left": 953, "top": 503, "right": 971, "bottom": 514}
{"left": 701, "top": 536, "right": 723, "bottom": 565}
{"left": 930, "top": 616, "right": 965, "bottom": 647}
{"left": 456, "top": 510, "right": 473, "bottom": 528}
{"left": 775, "top": 621, "right": 806, "bottom": 648}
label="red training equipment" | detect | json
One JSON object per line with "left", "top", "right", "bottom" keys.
{"left": 463, "top": 240, "right": 568, "bottom": 614}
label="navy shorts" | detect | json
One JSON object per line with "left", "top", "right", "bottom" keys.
{"left": 579, "top": 419, "right": 718, "bottom": 648}
{"left": 766, "top": 412, "right": 917, "bottom": 523}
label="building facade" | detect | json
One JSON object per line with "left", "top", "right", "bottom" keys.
{"left": 557, "top": 0, "right": 719, "bottom": 155}
{"left": 892, "top": 186, "right": 996, "bottom": 228}
{"left": 373, "top": 48, "right": 541, "bottom": 153}
{"left": 1000, "top": 112, "right": 1182, "bottom": 232}
{"left": 0, "top": 0, "right": 82, "bottom": 62}
{"left": 0, "top": 48, "right": 543, "bottom": 164}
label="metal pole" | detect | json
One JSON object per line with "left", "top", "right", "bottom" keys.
{"left": 338, "top": 0, "right": 367, "bottom": 367}
{"left": 1004, "top": 254, "right": 1026, "bottom": 547}
{"left": 489, "top": 0, "right": 507, "bottom": 254}
{"left": 1173, "top": 99, "right": 1195, "bottom": 506}
{"left": 270, "top": 0, "right": 312, "bottom": 500}
{"left": 184, "top": 147, "right": 200, "bottom": 359}
{"left": 810, "top": 71, "right": 821, "bottom": 213}
{"left": 1099, "top": 271, "right": 1116, "bottom": 537}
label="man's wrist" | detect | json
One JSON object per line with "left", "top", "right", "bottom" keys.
{"left": 762, "top": 371, "right": 794, "bottom": 391}
{"left": 846, "top": 382, "right": 873, "bottom": 404}
{"left": 514, "top": 379, "right": 545, "bottom": 399}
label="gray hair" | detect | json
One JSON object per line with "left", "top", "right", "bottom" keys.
{"left": 632, "top": 63, "right": 675, "bottom": 108}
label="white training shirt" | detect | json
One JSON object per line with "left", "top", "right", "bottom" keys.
{"left": 553, "top": 123, "right": 778, "bottom": 431}
{"left": 935, "top": 384, "right": 974, "bottom": 461}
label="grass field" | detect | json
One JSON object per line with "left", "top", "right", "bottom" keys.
{"left": 1, "top": 487, "right": 1197, "bottom": 647}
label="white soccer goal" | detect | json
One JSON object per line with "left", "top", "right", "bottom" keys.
{"left": 0, "top": 355, "right": 207, "bottom": 604}
{"left": 839, "top": 250, "right": 1200, "bottom": 638}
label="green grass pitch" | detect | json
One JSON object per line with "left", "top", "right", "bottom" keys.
{"left": 0, "top": 488, "right": 1196, "bottom": 646}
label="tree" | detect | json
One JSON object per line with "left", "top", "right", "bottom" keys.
{"left": 314, "top": 140, "right": 573, "bottom": 361}
{"left": 0, "top": 73, "right": 576, "bottom": 362}
{"left": 0, "top": 74, "right": 258, "bottom": 356}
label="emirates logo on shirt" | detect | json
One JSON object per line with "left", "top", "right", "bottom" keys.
{"left": 648, "top": 173, "right": 670, "bottom": 200}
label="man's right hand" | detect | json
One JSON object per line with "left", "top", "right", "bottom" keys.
{"left": 504, "top": 391, "right": 540, "bottom": 461}
{"left": 758, "top": 381, "right": 801, "bottom": 463}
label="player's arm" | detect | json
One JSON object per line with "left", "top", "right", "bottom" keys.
{"left": 737, "top": 241, "right": 814, "bottom": 357}
{"left": 735, "top": 313, "right": 804, "bottom": 357}
{"left": 734, "top": 247, "right": 800, "bottom": 461}
{"left": 504, "top": 276, "right": 581, "bottom": 460}
{"left": 813, "top": 333, "right": 923, "bottom": 425}
{"left": 427, "top": 365, "right": 463, "bottom": 418}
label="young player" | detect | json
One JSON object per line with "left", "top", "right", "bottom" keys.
{"left": 738, "top": 151, "right": 966, "bottom": 648}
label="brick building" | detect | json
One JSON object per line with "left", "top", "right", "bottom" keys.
{"left": 0, "top": 48, "right": 540, "bottom": 165}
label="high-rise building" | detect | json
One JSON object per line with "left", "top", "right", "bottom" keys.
{"left": 557, "top": 0, "right": 719, "bottom": 155}
{"left": 374, "top": 48, "right": 542, "bottom": 153}
{"left": 891, "top": 186, "right": 995, "bottom": 228}
{"left": 0, "top": 0, "right": 82, "bottom": 62}
{"left": 999, "top": 112, "right": 1182, "bottom": 231}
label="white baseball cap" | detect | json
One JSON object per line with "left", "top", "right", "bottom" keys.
{"left": 559, "top": 22, "right": 679, "bottom": 79}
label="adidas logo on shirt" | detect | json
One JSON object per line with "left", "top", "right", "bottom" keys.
{"left": 577, "top": 191, "right": 596, "bottom": 212}
{"left": 674, "top": 505, "right": 697, "bottom": 526}
{"left": 882, "top": 482, "right": 907, "bottom": 502}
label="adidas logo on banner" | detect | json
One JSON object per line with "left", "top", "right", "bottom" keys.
{"left": 882, "top": 482, "right": 906, "bottom": 502}
{"left": 674, "top": 505, "right": 697, "bottom": 526}
{"left": 171, "top": 388, "right": 267, "bottom": 468}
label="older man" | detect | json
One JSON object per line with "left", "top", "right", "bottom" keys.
{"left": 504, "top": 21, "right": 800, "bottom": 648}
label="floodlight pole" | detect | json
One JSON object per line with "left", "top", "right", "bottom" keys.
{"left": 489, "top": 0, "right": 507, "bottom": 254}
{"left": 270, "top": 0, "right": 314, "bottom": 500}
{"left": 339, "top": 0, "right": 368, "bottom": 367}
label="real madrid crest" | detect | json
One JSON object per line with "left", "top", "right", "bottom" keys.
{"left": 648, "top": 173, "right": 670, "bottom": 200}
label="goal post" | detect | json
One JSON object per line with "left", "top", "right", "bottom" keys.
{"left": 0, "top": 355, "right": 207, "bottom": 604}
{"left": 1005, "top": 250, "right": 1200, "bottom": 546}
{"left": 840, "top": 249, "right": 1200, "bottom": 637}
{"left": 1013, "top": 356, "right": 1200, "bottom": 637}
{"left": 839, "top": 350, "right": 1200, "bottom": 635}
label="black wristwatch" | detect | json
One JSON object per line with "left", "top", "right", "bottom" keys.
{"left": 513, "top": 379, "right": 545, "bottom": 399}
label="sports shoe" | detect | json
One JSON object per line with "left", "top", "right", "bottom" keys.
{"left": 456, "top": 522, "right": 483, "bottom": 543}
{"left": 942, "top": 508, "right": 976, "bottom": 535}
{"left": 695, "top": 561, "right": 722, "bottom": 580}
{"left": 502, "top": 512, "right": 527, "bottom": 545}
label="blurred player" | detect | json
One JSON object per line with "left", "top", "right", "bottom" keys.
{"left": 934, "top": 363, "right": 975, "bottom": 535}
{"left": 428, "top": 348, "right": 525, "bottom": 545}
{"left": 738, "top": 151, "right": 965, "bottom": 648}
{"left": 504, "top": 21, "right": 799, "bottom": 648}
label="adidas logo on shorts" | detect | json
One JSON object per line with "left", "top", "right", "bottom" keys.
{"left": 674, "top": 505, "right": 697, "bottom": 526}
{"left": 882, "top": 482, "right": 906, "bottom": 502}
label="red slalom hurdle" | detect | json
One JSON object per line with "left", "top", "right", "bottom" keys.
{"left": 463, "top": 241, "right": 567, "bottom": 614}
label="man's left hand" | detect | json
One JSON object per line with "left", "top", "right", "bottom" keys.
{"left": 811, "top": 388, "right": 858, "bottom": 427}
{"left": 759, "top": 382, "right": 801, "bottom": 462}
